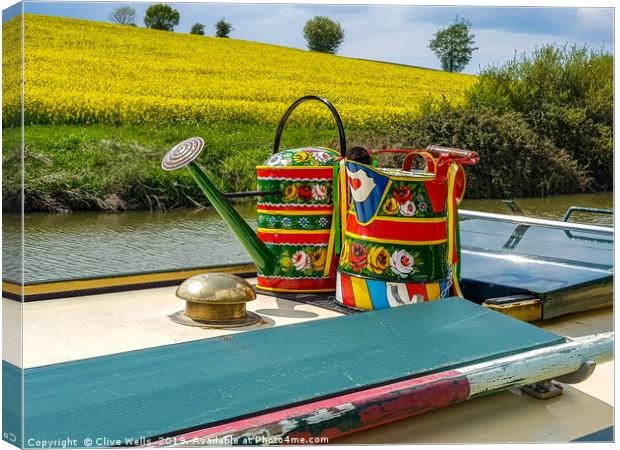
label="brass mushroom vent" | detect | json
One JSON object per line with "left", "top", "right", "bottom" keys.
{"left": 171, "top": 273, "right": 260, "bottom": 328}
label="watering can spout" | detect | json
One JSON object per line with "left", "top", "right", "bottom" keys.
{"left": 162, "top": 137, "right": 275, "bottom": 275}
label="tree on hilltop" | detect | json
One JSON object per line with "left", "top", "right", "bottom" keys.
{"left": 190, "top": 23, "right": 205, "bottom": 35}
{"left": 429, "top": 16, "right": 478, "bottom": 72}
{"left": 144, "top": 4, "right": 180, "bottom": 31}
{"left": 303, "top": 16, "right": 345, "bottom": 54}
{"left": 109, "top": 6, "right": 137, "bottom": 26}
{"left": 214, "top": 19, "right": 233, "bottom": 38}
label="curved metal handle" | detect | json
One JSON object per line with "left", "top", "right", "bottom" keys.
{"left": 273, "top": 95, "right": 347, "bottom": 156}
{"left": 425, "top": 145, "right": 479, "bottom": 165}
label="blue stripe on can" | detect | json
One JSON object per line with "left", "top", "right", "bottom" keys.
{"left": 366, "top": 279, "right": 390, "bottom": 310}
{"left": 439, "top": 280, "right": 447, "bottom": 296}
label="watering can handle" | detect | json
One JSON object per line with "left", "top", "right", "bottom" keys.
{"left": 273, "top": 95, "right": 347, "bottom": 156}
{"left": 425, "top": 145, "right": 479, "bottom": 165}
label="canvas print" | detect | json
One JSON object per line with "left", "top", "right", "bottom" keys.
{"left": 1, "top": 1, "right": 614, "bottom": 447}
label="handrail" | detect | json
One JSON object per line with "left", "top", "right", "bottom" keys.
{"left": 459, "top": 209, "right": 613, "bottom": 236}
{"left": 562, "top": 206, "right": 613, "bottom": 223}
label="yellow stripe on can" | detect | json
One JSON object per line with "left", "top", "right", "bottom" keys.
{"left": 425, "top": 282, "right": 441, "bottom": 301}
{"left": 350, "top": 276, "right": 373, "bottom": 310}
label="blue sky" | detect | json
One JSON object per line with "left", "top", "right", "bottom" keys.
{"left": 2, "top": 2, "right": 614, "bottom": 74}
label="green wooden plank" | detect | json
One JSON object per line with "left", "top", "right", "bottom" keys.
{"left": 23, "top": 298, "right": 563, "bottom": 446}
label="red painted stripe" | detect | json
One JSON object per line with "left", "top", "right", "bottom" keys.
{"left": 258, "top": 232, "right": 330, "bottom": 245}
{"left": 339, "top": 273, "right": 357, "bottom": 308}
{"left": 257, "top": 167, "right": 334, "bottom": 180}
{"left": 158, "top": 370, "right": 470, "bottom": 446}
{"left": 257, "top": 276, "right": 336, "bottom": 291}
{"left": 406, "top": 282, "right": 427, "bottom": 300}
{"left": 347, "top": 215, "right": 447, "bottom": 242}
{"left": 256, "top": 204, "right": 333, "bottom": 214}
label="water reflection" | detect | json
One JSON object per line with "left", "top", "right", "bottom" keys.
{"left": 2, "top": 193, "right": 612, "bottom": 283}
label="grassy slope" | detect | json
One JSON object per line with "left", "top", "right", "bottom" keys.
{"left": 3, "top": 123, "right": 400, "bottom": 212}
{"left": 2, "top": 14, "right": 470, "bottom": 212}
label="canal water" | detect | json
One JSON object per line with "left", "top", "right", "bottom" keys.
{"left": 2, "top": 192, "right": 613, "bottom": 283}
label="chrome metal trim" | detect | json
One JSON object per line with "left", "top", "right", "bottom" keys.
{"left": 459, "top": 209, "right": 613, "bottom": 236}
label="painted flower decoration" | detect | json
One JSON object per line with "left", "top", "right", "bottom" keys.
{"left": 299, "top": 217, "right": 310, "bottom": 228}
{"left": 382, "top": 197, "right": 399, "bottom": 215}
{"left": 393, "top": 186, "right": 412, "bottom": 204}
{"left": 400, "top": 200, "right": 416, "bottom": 217}
{"left": 292, "top": 250, "right": 311, "bottom": 272}
{"left": 311, "top": 248, "right": 327, "bottom": 271}
{"left": 269, "top": 216, "right": 278, "bottom": 225}
{"left": 267, "top": 153, "right": 291, "bottom": 166}
{"left": 419, "top": 202, "right": 428, "bottom": 212}
{"left": 313, "top": 151, "right": 331, "bottom": 163}
{"left": 293, "top": 151, "right": 311, "bottom": 164}
{"left": 349, "top": 243, "right": 368, "bottom": 273}
{"left": 390, "top": 249, "right": 415, "bottom": 278}
{"left": 368, "top": 246, "right": 390, "bottom": 275}
{"left": 283, "top": 185, "right": 298, "bottom": 201}
{"left": 311, "top": 184, "right": 328, "bottom": 201}
{"left": 280, "top": 250, "right": 292, "bottom": 270}
{"left": 297, "top": 185, "right": 313, "bottom": 200}
{"left": 282, "top": 217, "right": 292, "bottom": 228}
{"left": 318, "top": 216, "right": 329, "bottom": 227}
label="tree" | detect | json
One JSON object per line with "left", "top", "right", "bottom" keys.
{"left": 303, "top": 16, "right": 344, "bottom": 54}
{"left": 190, "top": 23, "right": 205, "bottom": 36}
{"left": 214, "top": 19, "right": 233, "bottom": 38}
{"left": 429, "top": 16, "right": 478, "bottom": 72}
{"left": 144, "top": 4, "right": 180, "bottom": 31}
{"left": 109, "top": 6, "right": 137, "bottom": 26}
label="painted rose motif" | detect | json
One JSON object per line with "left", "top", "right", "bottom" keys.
{"left": 400, "top": 200, "right": 416, "bottom": 217}
{"left": 313, "top": 151, "right": 331, "bottom": 163}
{"left": 419, "top": 202, "right": 428, "bottom": 212}
{"left": 311, "top": 248, "right": 327, "bottom": 271}
{"left": 297, "top": 185, "right": 313, "bottom": 200}
{"left": 368, "top": 246, "right": 390, "bottom": 275}
{"left": 292, "top": 250, "right": 311, "bottom": 272}
{"left": 393, "top": 186, "right": 412, "bottom": 204}
{"left": 311, "top": 184, "right": 328, "bottom": 201}
{"left": 283, "top": 185, "right": 298, "bottom": 201}
{"left": 293, "top": 151, "right": 310, "bottom": 164}
{"left": 382, "top": 197, "right": 399, "bottom": 215}
{"left": 350, "top": 243, "right": 368, "bottom": 272}
{"left": 390, "top": 249, "right": 415, "bottom": 278}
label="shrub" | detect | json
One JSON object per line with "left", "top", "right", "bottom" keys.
{"left": 190, "top": 23, "right": 205, "bottom": 36}
{"left": 391, "top": 108, "right": 592, "bottom": 198}
{"left": 143, "top": 4, "right": 180, "bottom": 31}
{"left": 465, "top": 44, "right": 612, "bottom": 190}
{"left": 214, "top": 19, "right": 232, "bottom": 38}
{"left": 303, "top": 16, "right": 345, "bottom": 54}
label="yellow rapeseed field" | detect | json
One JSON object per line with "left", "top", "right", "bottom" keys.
{"left": 4, "top": 14, "right": 475, "bottom": 128}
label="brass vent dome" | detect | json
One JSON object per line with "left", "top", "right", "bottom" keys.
{"left": 171, "top": 273, "right": 260, "bottom": 328}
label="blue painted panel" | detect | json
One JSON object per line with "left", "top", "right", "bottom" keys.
{"left": 3, "top": 361, "right": 22, "bottom": 448}
{"left": 23, "top": 299, "right": 563, "bottom": 446}
{"left": 460, "top": 219, "right": 612, "bottom": 296}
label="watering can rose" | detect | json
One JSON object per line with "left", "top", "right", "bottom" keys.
{"left": 390, "top": 249, "right": 415, "bottom": 277}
